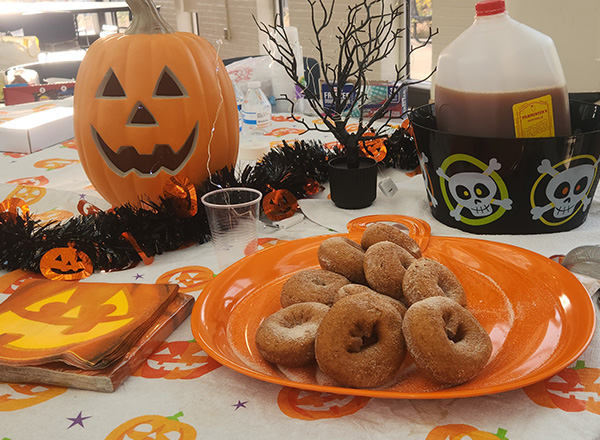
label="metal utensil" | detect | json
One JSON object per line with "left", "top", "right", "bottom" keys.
{"left": 561, "top": 245, "right": 600, "bottom": 279}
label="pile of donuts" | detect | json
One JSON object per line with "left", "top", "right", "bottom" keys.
{"left": 255, "top": 222, "right": 493, "bottom": 389}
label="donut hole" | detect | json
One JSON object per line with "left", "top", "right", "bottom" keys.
{"left": 440, "top": 311, "right": 466, "bottom": 343}
{"left": 447, "top": 325, "right": 465, "bottom": 343}
{"left": 283, "top": 311, "right": 309, "bottom": 328}
{"left": 347, "top": 322, "right": 379, "bottom": 353}
{"left": 445, "top": 322, "right": 466, "bottom": 343}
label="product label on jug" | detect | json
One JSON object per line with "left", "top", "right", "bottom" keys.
{"left": 512, "top": 94, "right": 555, "bottom": 138}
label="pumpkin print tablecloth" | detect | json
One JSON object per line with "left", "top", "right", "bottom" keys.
{"left": 0, "top": 114, "right": 599, "bottom": 440}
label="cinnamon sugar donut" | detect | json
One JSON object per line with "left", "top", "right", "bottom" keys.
{"left": 402, "top": 258, "right": 467, "bottom": 307}
{"left": 360, "top": 222, "right": 422, "bottom": 259}
{"left": 334, "top": 284, "right": 407, "bottom": 318}
{"left": 315, "top": 292, "right": 406, "bottom": 388}
{"left": 280, "top": 269, "right": 350, "bottom": 307}
{"left": 363, "top": 241, "right": 416, "bottom": 301}
{"left": 402, "top": 296, "right": 492, "bottom": 385}
{"left": 318, "top": 236, "right": 366, "bottom": 284}
{"left": 255, "top": 302, "right": 330, "bottom": 367}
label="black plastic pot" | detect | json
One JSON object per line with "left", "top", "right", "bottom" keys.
{"left": 408, "top": 99, "right": 600, "bottom": 234}
{"left": 328, "top": 156, "right": 378, "bottom": 209}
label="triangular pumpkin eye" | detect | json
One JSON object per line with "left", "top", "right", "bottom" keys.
{"left": 154, "top": 66, "right": 188, "bottom": 97}
{"left": 97, "top": 68, "right": 126, "bottom": 98}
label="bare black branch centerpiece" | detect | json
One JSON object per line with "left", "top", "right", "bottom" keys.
{"left": 256, "top": 0, "right": 436, "bottom": 208}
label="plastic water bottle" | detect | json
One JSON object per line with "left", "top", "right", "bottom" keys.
{"left": 231, "top": 78, "right": 244, "bottom": 133}
{"left": 242, "top": 81, "right": 272, "bottom": 136}
{"left": 434, "top": 0, "right": 570, "bottom": 138}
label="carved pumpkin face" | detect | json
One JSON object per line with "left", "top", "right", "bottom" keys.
{"left": 74, "top": 23, "right": 239, "bottom": 207}
{"left": 277, "top": 387, "right": 370, "bottom": 420}
{"left": 34, "top": 158, "right": 80, "bottom": 171}
{"left": 0, "top": 279, "right": 177, "bottom": 366}
{"left": 524, "top": 360, "right": 600, "bottom": 414}
{"left": 6, "top": 185, "right": 46, "bottom": 205}
{"left": 263, "top": 189, "right": 298, "bottom": 221}
{"left": 39, "top": 245, "right": 93, "bottom": 281}
{"left": 105, "top": 413, "right": 196, "bottom": 440}
{"left": 6, "top": 175, "right": 49, "bottom": 186}
{"left": 426, "top": 424, "right": 509, "bottom": 440}
{"left": 0, "top": 383, "right": 67, "bottom": 411}
{"left": 135, "top": 340, "right": 221, "bottom": 379}
{"left": 156, "top": 266, "right": 214, "bottom": 293}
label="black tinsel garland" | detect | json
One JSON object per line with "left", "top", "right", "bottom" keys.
{"left": 0, "top": 127, "right": 417, "bottom": 275}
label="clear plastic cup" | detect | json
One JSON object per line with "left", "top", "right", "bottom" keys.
{"left": 201, "top": 187, "right": 263, "bottom": 270}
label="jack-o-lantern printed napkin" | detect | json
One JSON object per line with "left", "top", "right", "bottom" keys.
{"left": 0, "top": 279, "right": 179, "bottom": 369}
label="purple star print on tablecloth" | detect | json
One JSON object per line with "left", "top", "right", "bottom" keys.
{"left": 134, "top": 273, "right": 144, "bottom": 280}
{"left": 67, "top": 411, "right": 91, "bottom": 429}
{"left": 232, "top": 401, "right": 248, "bottom": 410}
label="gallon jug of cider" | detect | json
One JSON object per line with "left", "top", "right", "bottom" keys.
{"left": 434, "top": 0, "right": 570, "bottom": 138}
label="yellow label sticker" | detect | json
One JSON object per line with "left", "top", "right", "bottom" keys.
{"left": 513, "top": 94, "right": 555, "bottom": 138}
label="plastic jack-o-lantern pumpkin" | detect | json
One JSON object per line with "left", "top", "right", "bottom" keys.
{"left": 73, "top": 0, "right": 239, "bottom": 207}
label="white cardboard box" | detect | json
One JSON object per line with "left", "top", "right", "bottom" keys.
{"left": 0, "top": 98, "right": 74, "bottom": 153}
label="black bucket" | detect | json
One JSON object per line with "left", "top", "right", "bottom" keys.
{"left": 408, "top": 99, "right": 600, "bottom": 234}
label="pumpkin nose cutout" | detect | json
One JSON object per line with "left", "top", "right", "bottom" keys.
{"left": 127, "top": 101, "right": 157, "bottom": 126}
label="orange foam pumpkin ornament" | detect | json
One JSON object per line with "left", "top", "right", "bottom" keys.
{"left": 73, "top": 0, "right": 239, "bottom": 207}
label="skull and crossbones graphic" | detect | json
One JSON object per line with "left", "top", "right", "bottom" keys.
{"left": 531, "top": 158, "right": 599, "bottom": 220}
{"left": 437, "top": 158, "right": 513, "bottom": 221}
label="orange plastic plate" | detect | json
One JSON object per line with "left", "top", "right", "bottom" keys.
{"left": 191, "top": 215, "right": 596, "bottom": 399}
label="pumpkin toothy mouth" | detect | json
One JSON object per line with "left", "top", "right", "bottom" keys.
{"left": 91, "top": 123, "right": 198, "bottom": 177}
{"left": 50, "top": 268, "right": 85, "bottom": 275}
{"left": 147, "top": 357, "right": 207, "bottom": 372}
{"left": 548, "top": 388, "right": 600, "bottom": 402}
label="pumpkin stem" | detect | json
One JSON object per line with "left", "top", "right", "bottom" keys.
{"left": 495, "top": 428, "right": 509, "bottom": 440}
{"left": 125, "top": 0, "right": 174, "bottom": 34}
{"left": 167, "top": 411, "right": 184, "bottom": 421}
